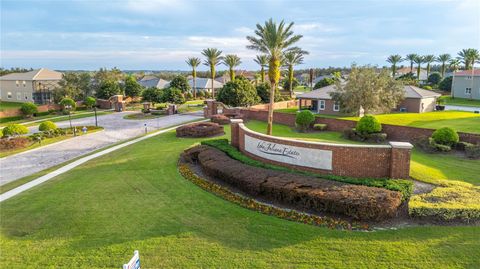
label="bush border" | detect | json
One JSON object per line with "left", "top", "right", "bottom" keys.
{"left": 178, "top": 163, "right": 369, "bottom": 230}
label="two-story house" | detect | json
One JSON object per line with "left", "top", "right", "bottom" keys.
{"left": 452, "top": 70, "right": 480, "bottom": 100}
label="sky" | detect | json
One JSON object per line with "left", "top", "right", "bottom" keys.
{"left": 1, "top": 0, "right": 479, "bottom": 71}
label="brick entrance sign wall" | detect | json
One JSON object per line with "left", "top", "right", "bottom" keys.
{"left": 230, "top": 119, "right": 413, "bottom": 179}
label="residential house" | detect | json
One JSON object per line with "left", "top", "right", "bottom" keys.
{"left": 395, "top": 67, "right": 428, "bottom": 81}
{"left": 138, "top": 77, "right": 170, "bottom": 89}
{"left": 0, "top": 68, "right": 63, "bottom": 104}
{"left": 297, "top": 84, "right": 440, "bottom": 114}
{"left": 452, "top": 70, "right": 480, "bottom": 100}
{"left": 216, "top": 70, "right": 257, "bottom": 83}
{"left": 189, "top": 78, "right": 223, "bottom": 93}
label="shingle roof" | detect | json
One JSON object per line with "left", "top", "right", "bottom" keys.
{"left": 454, "top": 70, "right": 480, "bottom": 76}
{"left": 403, "top": 85, "right": 441, "bottom": 98}
{"left": 297, "top": 84, "right": 440, "bottom": 100}
{"left": 189, "top": 78, "right": 223, "bottom": 89}
{"left": 138, "top": 78, "right": 170, "bottom": 89}
{"left": 0, "top": 68, "right": 63, "bottom": 81}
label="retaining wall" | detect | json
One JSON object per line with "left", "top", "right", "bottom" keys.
{"left": 230, "top": 119, "right": 413, "bottom": 179}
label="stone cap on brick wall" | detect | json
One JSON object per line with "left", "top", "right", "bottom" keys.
{"left": 230, "top": 119, "right": 244, "bottom": 124}
{"left": 389, "top": 141, "right": 414, "bottom": 149}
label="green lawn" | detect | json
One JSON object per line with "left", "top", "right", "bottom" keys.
{"left": 275, "top": 109, "right": 480, "bottom": 134}
{"left": 0, "top": 101, "right": 23, "bottom": 111}
{"left": 440, "top": 96, "right": 480, "bottom": 107}
{"left": 293, "top": 85, "right": 311, "bottom": 93}
{"left": 1, "top": 125, "right": 479, "bottom": 268}
{"left": 1, "top": 110, "right": 112, "bottom": 127}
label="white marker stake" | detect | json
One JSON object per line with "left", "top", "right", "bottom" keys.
{"left": 123, "top": 250, "right": 140, "bottom": 269}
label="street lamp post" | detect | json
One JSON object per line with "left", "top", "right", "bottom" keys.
{"left": 65, "top": 105, "right": 76, "bottom": 136}
{"left": 94, "top": 105, "right": 98, "bottom": 127}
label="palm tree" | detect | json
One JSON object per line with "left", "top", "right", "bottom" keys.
{"left": 386, "top": 54, "right": 403, "bottom": 77}
{"left": 436, "top": 54, "right": 451, "bottom": 77}
{"left": 449, "top": 58, "right": 461, "bottom": 72}
{"left": 222, "top": 54, "right": 242, "bottom": 81}
{"left": 423, "top": 54, "right": 435, "bottom": 78}
{"left": 186, "top": 57, "right": 201, "bottom": 99}
{"left": 254, "top": 55, "right": 269, "bottom": 83}
{"left": 201, "top": 48, "right": 223, "bottom": 98}
{"left": 413, "top": 55, "right": 424, "bottom": 80}
{"left": 247, "top": 19, "right": 303, "bottom": 135}
{"left": 283, "top": 49, "right": 308, "bottom": 98}
{"left": 458, "top": 48, "right": 480, "bottom": 70}
{"left": 405, "top": 54, "right": 418, "bottom": 73}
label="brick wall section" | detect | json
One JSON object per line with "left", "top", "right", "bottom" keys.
{"left": 249, "top": 100, "right": 298, "bottom": 111}
{"left": 238, "top": 109, "right": 480, "bottom": 144}
{"left": 231, "top": 120, "right": 413, "bottom": 179}
{"left": 0, "top": 104, "right": 61, "bottom": 118}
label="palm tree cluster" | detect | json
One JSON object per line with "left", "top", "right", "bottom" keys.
{"left": 183, "top": 19, "right": 307, "bottom": 135}
{"left": 386, "top": 48, "right": 479, "bottom": 80}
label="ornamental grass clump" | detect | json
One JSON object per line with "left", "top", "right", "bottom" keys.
{"left": 295, "top": 110, "right": 315, "bottom": 132}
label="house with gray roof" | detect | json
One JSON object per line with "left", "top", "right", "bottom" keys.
{"left": 188, "top": 78, "right": 223, "bottom": 93}
{"left": 297, "top": 84, "right": 441, "bottom": 114}
{"left": 0, "top": 68, "right": 63, "bottom": 104}
{"left": 138, "top": 78, "right": 170, "bottom": 89}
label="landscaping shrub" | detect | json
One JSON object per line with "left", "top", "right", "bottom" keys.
{"left": 20, "top": 102, "right": 38, "bottom": 118}
{"left": 313, "top": 123, "right": 327, "bottom": 131}
{"left": 59, "top": 97, "right": 76, "bottom": 111}
{"left": 409, "top": 183, "right": 480, "bottom": 221}
{"left": 438, "top": 76, "right": 453, "bottom": 92}
{"left": 161, "top": 87, "right": 185, "bottom": 104}
{"left": 416, "top": 137, "right": 451, "bottom": 153}
{"left": 151, "top": 111, "right": 165, "bottom": 116}
{"left": 201, "top": 139, "right": 413, "bottom": 201}
{"left": 38, "top": 121, "right": 57, "bottom": 132}
{"left": 465, "top": 144, "right": 480, "bottom": 159}
{"left": 427, "top": 72, "right": 442, "bottom": 85}
{"left": 454, "top": 141, "right": 473, "bottom": 151}
{"left": 185, "top": 145, "right": 402, "bottom": 220}
{"left": 197, "top": 90, "right": 205, "bottom": 99}
{"left": 356, "top": 115, "right": 381, "bottom": 134}
{"left": 185, "top": 92, "right": 194, "bottom": 100}
{"left": 0, "top": 137, "right": 29, "bottom": 150}
{"left": 256, "top": 82, "right": 281, "bottom": 103}
{"left": 423, "top": 85, "right": 432, "bottom": 90}
{"left": 431, "top": 127, "right": 459, "bottom": 146}
{"left": 295, "top": 110, "right": 315, "bottom": 132}
{"left": 217, "top": 78, "right": 260, "bottom": 107}
{"left": 2, "top": 124, "right": 28, "bottom": 137}
{"left": 84, "top": 96, "right": 96, "bottom": 108}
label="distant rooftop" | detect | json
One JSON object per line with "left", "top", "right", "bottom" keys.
{"left": 454, "top": 70, "right": 480, "bottom": 76}
{"left": 0, "top": 68, "right": 63, "bottom": 81}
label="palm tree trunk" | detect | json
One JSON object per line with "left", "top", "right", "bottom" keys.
{"left": 267, "top": 82, "right": 275, "bottom": 135}
{"left": 427, "top": 64, "right": 430, "bottom": 79}
{"left": 193, "top": 74, "right": 196, "bottom": 99}
{"left": 392, "top": 64, "right": 396, "bottom": 77}
{"left": 261, "top": 67, "right": 265, "bottom": 83}
{"left": 441, "top": 63, "right": 445, "bottom": 78}
{"left": 230, "top": 67, "right": 234, "bottom": 81}
{"left": 211, "top": 66, "right": 215, "bottom": 98}
{"left": 289, "top": 66, "right": 294, "bottom": 98}
{"left": 417, "top": 65, "right": 421, "bottom": 80}
{"left": 410, "top": 62, "right": 413, "bottom": 73}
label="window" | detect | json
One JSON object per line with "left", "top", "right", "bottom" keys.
{"left": 24, "top": 92, "right": 28, "bottom": 100}
{"left": 23, "top": 81, "right": 26, "bottom": 87}
{"left": 17, "top": 92, "right": 22, "bottom": 100}
{"left": 333, "top": 102, "right": 340, "bottom": 111}
{"left": 466, "top": 88, "right": 472, "bottom": 94}
{"left": 15, "top": 80, "right": 19, "bottom": 87}
{"left": 466, "top": 76, "right": 472, "bottom": 80}
{"left": 319, "top": 100, "right": 325, "bottom": 110}
{"left": 7, "top": 92, "right": 12, "bottom": 99}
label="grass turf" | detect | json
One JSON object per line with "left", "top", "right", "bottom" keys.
{"left": 440, "top": 96, "right": 480, "bottom": 107}
{"left": 0, "top": 101, "right": 24, "bottom": 111}
{"left": 1, "top": 124, "right": 479, "bottom": 268}
{"left": 274, "top": 109, "right": 480, "bottom": 134}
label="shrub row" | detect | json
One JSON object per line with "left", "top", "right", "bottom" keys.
{"left": 178, "top": 164, "right": 367, "bottom": 230}
{"left": 409, "top": 184, "right": 480, "bottom": 222}
{"left": 201, "top": 139, "right": 413, "bottom": 201}
{"left": 184, "top": 145, "right": 403, "bottom": 220}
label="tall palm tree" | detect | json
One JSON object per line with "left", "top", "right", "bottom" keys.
{"left": 201, "top": 48, "right": 223, "bottom": 98}
{"left": 283, "top": 49, "right": 308, "bottom": 98}
{"left": 405, "top": 53, "right": 418, "bottom": 73}
{"left": 186, "top": 57, "right": 201, "bottom": 99}
{"left": 386, "top": 54, "right": 403, "bottom": 77}
{"left": 436, "top": 54, "right": 451, "bottom": 77}
{"left": 254, "top": 55, "right": 269, "bottom": 83}
{"left": 423, "top": 54, "right": 435, "bottom": 78}
{"left": 247, "top": 18, "right": 303, "bottom": 135}
{"left": 449, "top": 58, "right": 461, "bottom": 72}
{"left": 222, "top": 54, "right": 242, "bottom": 81}
{"left": 413, "top": 55, "right": 425, "bottom": 80}
{"left": 458, "top": 48, "right": 480, "bottom": 70}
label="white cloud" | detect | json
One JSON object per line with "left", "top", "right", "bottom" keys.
{"left": 294, "top": 22, "right": 340, "bottom": 33}
{"left": 123, "top": 0, "right": 191, "bottom": 14}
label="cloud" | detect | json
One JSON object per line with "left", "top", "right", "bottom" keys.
{"left": 294, "top": 22, "right": 340, "bottom": 33}
{"left": 123, "top": 0, "right": 191, "bottom": 14}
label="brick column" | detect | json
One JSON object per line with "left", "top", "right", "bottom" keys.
{"left": 230, "top": 119, "right": 243, "bottom": 149}
{"left": 389, "top": 141, "right": 413, "bottom": 178}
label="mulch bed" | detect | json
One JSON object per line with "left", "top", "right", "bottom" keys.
{"left": 176, "top": 122, "right": 225, "bottom": 138}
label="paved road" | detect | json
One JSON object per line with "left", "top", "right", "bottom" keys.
{"left": 445, "top": 105, "right": 480, "bottom": 112}
{"left": 0, "top": 111, "right": 203, "bottom": 185}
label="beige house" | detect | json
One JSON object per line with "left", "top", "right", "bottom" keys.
{"left": 0, "top": 68, "right": 63, "bottom": 104}
{"left": 297, "top": 84, "right": 441, "bottom": 114}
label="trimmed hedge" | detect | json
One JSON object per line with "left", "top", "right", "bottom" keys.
{"left": 201, "top": 139, "right": 413, "bottom": 201}
{"left": 356, "top": 115, "right": 381, "bottom": 134}
{"left": 2, "top": 124, "right": 28, "bottom": 137}
{"left": 179, "top": 164, "right": 367, "bottom": 230}
{"left": 295, "top": 110, "right": 315, "bottom": 132}
{"left": 431, "top": 127, "right": 459, "bottom": 146}
{"left": 185, "top": 145, "right": 402, "bottom": 220}
{"left": 38, "top": 121, "right": 57, "bottom": 132}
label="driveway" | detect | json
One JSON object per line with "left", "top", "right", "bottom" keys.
{"left": 0, "top": 111, "right": 203, "bottom": 185}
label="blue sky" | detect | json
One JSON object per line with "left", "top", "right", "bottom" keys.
{"left": 1, "top": 0, "right": 479, "bottom": 71}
